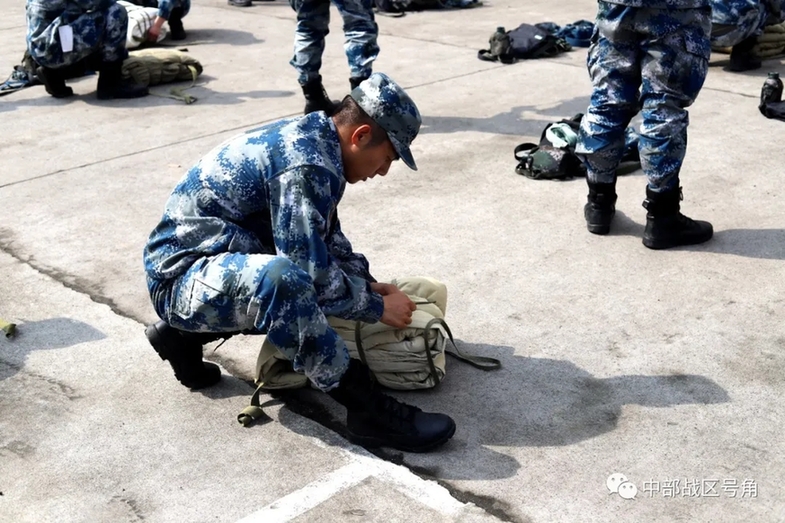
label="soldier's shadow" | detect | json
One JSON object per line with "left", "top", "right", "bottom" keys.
{"left": 277, "top": 342, "right": 729, "bottom": 481}
{"left": 419, "top": 97, "right": 591, "bottom": 137}
{"left": 0, "top": 318, "right": 106, "bottom": 382}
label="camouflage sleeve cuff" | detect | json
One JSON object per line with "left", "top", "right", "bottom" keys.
{"left": 361, "top": 291, "right": 384, "bottom": 323}
{"left": 157, "top": 1, "right": 173, "bottom": 19}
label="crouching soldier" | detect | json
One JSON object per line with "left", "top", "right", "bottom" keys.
{"left": 142, "top": 73, "right": 456, "bottom": 453}
{"left": 26, "top": 0, "right": 148, "bottom": 99}
{"left": 147, "top": 0, "right": 189, "bottom": 42}
{"left": 710, "top": 0, "right": 784, "bottom": 71}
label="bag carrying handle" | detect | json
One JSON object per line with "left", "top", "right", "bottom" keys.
{"left": 424, "top": 318, "right": 502, "bottom": 371}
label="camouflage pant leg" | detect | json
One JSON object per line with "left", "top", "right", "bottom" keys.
{"left": 163, "top": 253, "right": 350, "bottom": 391}
{"left": 576, "top": 3, "right": 642, "bottom": 184}
{"left": 638, "top": 8, "right": 710, "bottom": 191}
{"left": 333, "top": 0, "right": 379, "bottom": 80}
{"left": 710, "top": 0, "right": 769, "bottom": 48}
{"left": 158, "top": 0, "right": 191, "bottom": 20}
{"left": 577, "top": 3, "right": 710, "bottom": 190}
{"left": 289, "top": 0, "right": 331, "bottom": 85}
{"left": 28, "top": 3, "right": 128, "bottom": 68}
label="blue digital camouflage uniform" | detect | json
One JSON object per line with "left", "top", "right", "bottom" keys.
{"left": 576, "top": 0, "right": 711, "bottom": 192}
{"left": 143, "top": 73, "right": 421, "bottom": 391}
{"left": 157, "top": 0, "right": 190, "bottom": 20}
{"left": 26, "top": 0, "right": 129, "bottom": 68}
{"left": 710, "top": 0, "right": 782, "bottom": 48}
{"left": 289, "top": 0, "right": 379, "bottom": 85}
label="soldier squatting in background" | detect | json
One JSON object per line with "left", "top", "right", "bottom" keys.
{"left": 710, "top": 0, "right": 784, "bottom": 71}
{"left": 147, "top": 0, "right": 189, "bottom": 41}
{"left": 143, "top": 74, "right": 457, "bottom": 453}
{"left": 25, "top": 0, "right": 149, "bottom": 99}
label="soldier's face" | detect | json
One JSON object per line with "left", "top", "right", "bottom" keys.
{"left": 344, "top": 125, "right": 398, "bottom": 184}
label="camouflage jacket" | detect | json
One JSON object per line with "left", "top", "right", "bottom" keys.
{"left": 143, "top": 112, "right": 385, "bottom": 323}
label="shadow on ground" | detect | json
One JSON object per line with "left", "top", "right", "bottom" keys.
{"left": 420, "top": 96, "right": 590, "bottom": 136}
{"left": 272, "top": 342, "right": 730, "bottom": 481}
{"left": 0, "top": 317, "right": 106, "bottom": 385}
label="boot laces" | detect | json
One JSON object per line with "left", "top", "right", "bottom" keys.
{"left": 372, "top": 391, "right": 421, "bottom": 432}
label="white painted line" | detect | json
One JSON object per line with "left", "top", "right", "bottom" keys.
{"left": 372, "top": 458, "right": 466, "bottom": 516}
{"left": 235, "top": 415, "right": 471, "bottom": 523}
{"left": 235, "top": 461, "right": 372, "bottom": 523}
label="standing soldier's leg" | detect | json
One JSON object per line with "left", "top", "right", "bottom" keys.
{"left": 638, "top": 7, "right": 713, "bottom": 249}
{"left": 576, "top": 2, "right": 641, "bottom": 235}
{"left": 289, "top": 0, "right": 338, "bottom": 114}
{"left": 332, "top": 0, "right": 379, "bottom": 90}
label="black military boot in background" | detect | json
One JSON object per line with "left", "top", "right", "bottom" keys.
{"left": 301, "top": 75, "right": 338, "bottom": 115}
{"left": 36, "top": 66, "right": 74, "bottom": 98}
{"left": 642, "top": 186, "right": 713, "bottom": 250}
{"left": 97, "top": 59, "right": 149, "bottom": 99}
{"left": 349, "top": 75, "right": 369, "bottom": 91}
{"left": 328, "top": 359, "right": 456, "bottom": 452}
{"left": 145, "top": 321, "right": 226, "bottom": 390}
{"left": 168, "top": 7, "right": 187, "bottom": 40}
{"left": 728, "top": 35, "right": 761, "bottom": 72}
{"left": 584, "top": 181, "right": 617, "bottom": 235}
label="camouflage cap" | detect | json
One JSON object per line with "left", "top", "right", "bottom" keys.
{"left": 350, "top": 72, "right": 421, "bottom": 171}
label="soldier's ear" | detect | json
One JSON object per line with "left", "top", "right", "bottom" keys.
{"left": 350, "top": 124, "right": 374, "bottom": 148}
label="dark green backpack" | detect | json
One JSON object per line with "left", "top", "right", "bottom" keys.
{"left": 514, "top": 114, "right": 585, "bottom": 180}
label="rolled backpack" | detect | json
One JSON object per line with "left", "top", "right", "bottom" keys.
{"left": 237, "top": 277, "right": 501, "bottom": 426}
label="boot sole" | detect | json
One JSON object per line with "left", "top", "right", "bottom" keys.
{"left": 585, "top": 206, "right": 614, "bottom": 235}
{"left": 642, "top": 231, "right": 714, "bottom": 250}
{"left": 346, "top": 420, "right": 457, "bottom": 453}
{"left": 587, "top": 223, "right": 611, "bottom": 235}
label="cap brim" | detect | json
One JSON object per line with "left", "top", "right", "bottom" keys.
{"left": 389, "top": 135, "right": 417, "bottom": 171}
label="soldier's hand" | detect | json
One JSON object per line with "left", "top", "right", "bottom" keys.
{"left": 370, "top": 282, "right": 399, "bottom": 296}
{"left": 148, "top": 16, "right": 165, "bottom": 41}
{"left": 380, "top": 292, "right": 416, "bottom": 329}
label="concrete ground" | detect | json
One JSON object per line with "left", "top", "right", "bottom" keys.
{"left": 1, "top": 0, "right": 784, "bottom": 522}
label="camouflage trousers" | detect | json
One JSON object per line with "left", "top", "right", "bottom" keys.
{"left": 150, "top": 253, "right": 350, "bottom": 392}
{"left": 158, "top": 0, "right": 191, "bottom": 20}
{"left": 576, "top": 2, "right": 711, "bottom": 191}
{"left": 710, "top": 0, "right": 772, "bottom": 48}
{"left": 27, "top": 3, "right": 128, "bottom": 68}
{"left": 289, "top": 0, "right": 379, "bottom": 85}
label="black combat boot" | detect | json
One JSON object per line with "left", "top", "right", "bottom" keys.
{"left": 301, "top": 76, "right": 338, "bottom": 115}
{"left": 228, "top": 0, "right": 252, "bottom": 7}
{"left": 584, "top": 181, "right": 617, "bottom": 235}
{"left": 728, "top": 35, "right": 761, "bottom": 72}
{"left": 168, "top": 7, "right": 187, "bottom": 40}
{"left": 642, "top": 186, "right": 713, "bottom": 250}
{"left": 328, "top": 359, "right": 456, "bottom": 452}
{"left": 36, "top": 66, "right": 74, "bottom": 98}
{"left": 96, "top": 59, "right": 149, "bottom": 100}
{"left": 145, "top": 321, "right": 226, "bottom": 390}
{"left": 349, "top": 75, "right": 369, "bottom": 91}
